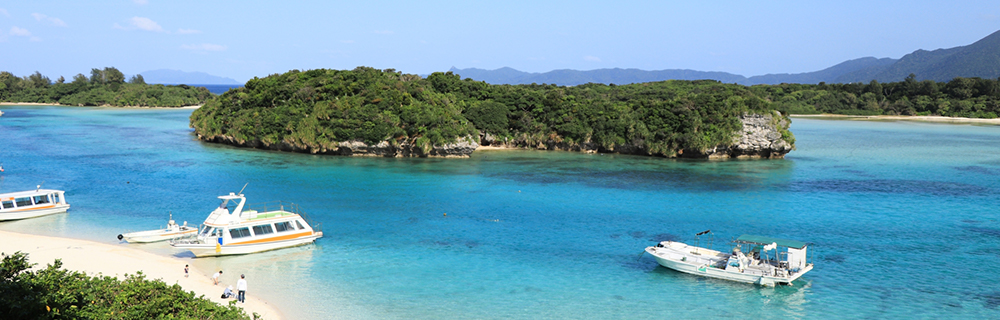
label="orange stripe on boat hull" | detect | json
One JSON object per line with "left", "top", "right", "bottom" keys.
{"left": 229, "top": 231, "right": 315, "bottom": 245}
{"left": 5, "top": 204, "right": 57, "bottom": 212}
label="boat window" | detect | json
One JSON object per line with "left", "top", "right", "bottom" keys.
{"left": 33, "top": 195, "right": 50, "bottom": 205}
{"left": 295, "top": 220, "right": 305, "bottom": 230}
{"left": 15, "top": 197, "right": 32, "bottom": 207}
{"left": 211, "top": 228, "right": 222, "bottom": 237}
{"left": 252, "top": 224, "right": 274, "bottom": 235}
{"left": 52, "top": 194, "right": 60, "bottom": 204}
{"left": 200, "top": 226, "right": 213, "bottom": 237}
{"left": 274, "top": 221, "right": 293, "bottom": 232}
{"left": 229, "top": 227, "right": 251, "bottom": 239}
{"left": 0, "top": 200, "right": 10, "bottom": 209}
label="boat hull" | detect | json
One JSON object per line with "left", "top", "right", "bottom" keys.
{"left": 172, "top": 232, "right": 323, "bottom": 257}
{"left": 0, "top": 204, "right": 70, "bottom": 221}
{"left": 646, "top": 242, "right": 811, "bottom": 286}
{"left": 122, "top": 228, "right": 197, "bottom": 243}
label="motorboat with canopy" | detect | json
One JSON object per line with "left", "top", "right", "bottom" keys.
{"left": 644, "top": 231, "right": 813, "bottom": 286}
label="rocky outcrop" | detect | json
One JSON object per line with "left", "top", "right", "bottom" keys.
{"left": 196, "top": 134, "right": 479, "bottom": 158}
{"left": 720, "top": 111, "right": 794, "bottom": 159}
{"left": 476, "top": 111, "right": 794, "bottom": 159}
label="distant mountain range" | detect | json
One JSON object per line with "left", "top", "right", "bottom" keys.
{"left": 450, "top": 29, "right": 1000, "bottom": 86}
{"left": 137, "top": 69, "right": 241, "bottom": 85}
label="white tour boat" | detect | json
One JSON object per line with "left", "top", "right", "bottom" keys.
{"left": 117, "top": 214, "right": 197, "bottom": 243}
{"left": 170, "top": 191, "right": 323, "bottom": 257}
{"left": 645, "top": 232, "right": 813, "bottom": 286}
{"left": 0, "top": 188, "right": 70, "bottom": 221}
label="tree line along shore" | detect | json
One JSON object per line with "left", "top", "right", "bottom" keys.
{"left": 0, "top": 67, "right": 213, "bottom": 107}
{"left": 5, "top": 67, "right": 1000, "bottom": 157}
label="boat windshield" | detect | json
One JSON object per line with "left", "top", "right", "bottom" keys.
{"left": 218, "top": 198, "right": 241, "bottom": 213}
{"left": 200, "top": 226, "right": 215, "bottom": 237}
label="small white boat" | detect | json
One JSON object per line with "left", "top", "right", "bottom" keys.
{"left": 170, "top": 191, "right": 323, "bottom": 257}
{"left": 645, "top": 232, "right": 813, "bottom": 286}
{"left": 0, "top": 188, "right": 70, "bottom": 221}
{"left": 118, "top": 215, "right": 197, "bottom": 243}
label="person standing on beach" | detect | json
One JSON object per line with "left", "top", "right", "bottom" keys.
{"left": 213, "top": 270, "right": 223, "bottom": 285}
{"left": 184, "top": 265, "right": 189, "bottom": 278}
{"left": 236, "top": 274, "right": 247, "bottom": 303}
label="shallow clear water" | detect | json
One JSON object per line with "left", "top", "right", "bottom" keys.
{"left": 1, "top": 106, "right": 999, "bottom": 319}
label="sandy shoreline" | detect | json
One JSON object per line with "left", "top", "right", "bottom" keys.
{"left": 0, "top": 230, "right": 282, "bottom": 319}
{"left": 790, "top": 113, "right": 1000, "bottom": 125}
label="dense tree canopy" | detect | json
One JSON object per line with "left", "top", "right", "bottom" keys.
{"left": 191, "top": 67, "right": 788, "bottom": 156}
{"left": 0, "top": 252, "right": 255, "bottom": 319}
{"left": 0, "top": 67, "right": 213, "bottom": 107}
{"left": 755, "top": 74, "right": 1000, "bottom": 118}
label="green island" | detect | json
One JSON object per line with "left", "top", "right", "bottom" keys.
{"left": 0, "top": 252, "right": 256, "bottom": 319}
{"left": 755, "top": 75, "right": 1000, "bottom": 117}
{"left": 0, "top": 67, "right": 213, "bottom": 107}
{"left": 190, "top": 67, "right": 794, "bottom": 158}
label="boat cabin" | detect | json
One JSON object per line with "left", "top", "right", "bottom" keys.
{"left": 0, "top": 189, "right": 67, "bottom": 212}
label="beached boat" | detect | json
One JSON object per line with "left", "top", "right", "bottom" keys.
{"left": 645, "top": 232, "right": 813, "bottom": 286}
{"left": 170, "top": 191, "right": 323, "bottom": 257}
{"left": 117, "top": 215, "right": 197, "bottom": 243}
{"left": 0, "top": 188, "right": 70, "bottom": 221}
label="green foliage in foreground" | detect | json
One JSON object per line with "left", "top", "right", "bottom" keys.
{"left": 0, "top": 251, "right": 256, "bottom": 320}
{"left": 754, "top": 74, "right": 1000, "bottom": 118}
{"left": 191, "top": 67, "right": 785, "bottom": 155}
{"left": 0, "top": 67, "right": 214, "bottom": 107}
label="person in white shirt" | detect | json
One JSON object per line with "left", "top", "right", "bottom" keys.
{"left": 236, "top": 274, "right": 248, "bottom": 303}
{"left": 212, "top": 270, "right": 223, "bottom": 285}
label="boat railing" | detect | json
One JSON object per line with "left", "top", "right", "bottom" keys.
{"left": 170, "top": 238, "right": 201, "bottom": 245}
{"left": 245, "top": 201, "right": 322, "bottom": 233}
{"left": 245, "top": 201, "right": 300, "bottom": 215}
{"left": 299, "top": 211, "right": 322, "bottom": 233}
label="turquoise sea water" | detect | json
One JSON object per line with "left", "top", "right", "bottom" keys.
{"left": 1, "top": 105, "right": 999, "bottom": 319}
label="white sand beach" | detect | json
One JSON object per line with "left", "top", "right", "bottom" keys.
{"left": 0, "top": 230, "right": 282, "bottom": 319}
{"left": 791, "top": 114, "right": 1000, "bottom": 125}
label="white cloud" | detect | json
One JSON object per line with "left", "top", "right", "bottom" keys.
{"left": 10, "top": 26, "right": 31, "bottom": 36}
{"left": 177, "top": 28, "right": 201, "bottom": 34}
{"left": 583, "top": 55, "right": 601, "bottom": 62}
{"left": 0, "top": 8, "right": 10, "bottom": 17}
{"left": 181, "top": 43, "right": 226, "bottom": 52}
{"left": 32, "top": 13, "right": 67, "bottom": 27}
{"left": 130, "top": 17, "right": 163, "bottom": 32}
{"left": 50, "top": 17, "right": 66, "bottom": 27}
{"left": 133, "top": 0, "right": 148, "bottom": 4}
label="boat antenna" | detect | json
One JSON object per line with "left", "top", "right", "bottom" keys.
{"left": 36, "top": 181, "right": 44, "bottom": 192}
{"left": 238, "top": 182, "right": 248, "bottom": 195}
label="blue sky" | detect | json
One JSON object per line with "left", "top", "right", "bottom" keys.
{"left": 1, "top": 1, "right": 998, "bottom": 82}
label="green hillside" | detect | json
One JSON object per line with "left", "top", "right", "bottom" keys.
{"left": 190, "top": 67, "right": 789, "bottom": 157}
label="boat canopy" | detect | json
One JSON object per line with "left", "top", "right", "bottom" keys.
{"left": 735, "top": 235, "right": 807, "bottom": 249}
